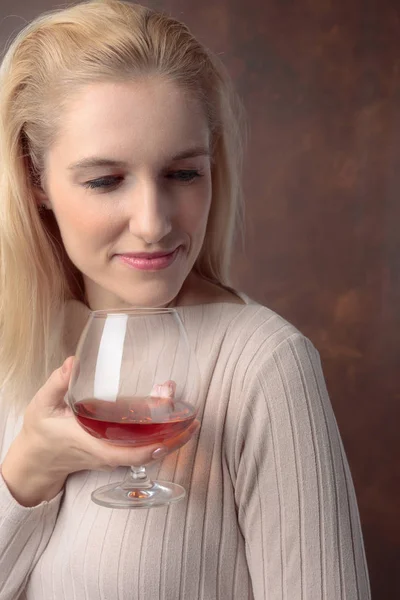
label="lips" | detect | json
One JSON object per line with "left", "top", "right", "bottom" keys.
{"left": 121, "top": 250, "right": 176, "bottom": 259}
{"left": 117, "top": 247, "right": 180, "bottom": 271}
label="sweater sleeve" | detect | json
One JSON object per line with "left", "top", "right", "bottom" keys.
{"left": 0, "top": 473, "right": 63, "bottom": 600}
{"left": 233, "top": 333, "right": 371, "bottom": 600}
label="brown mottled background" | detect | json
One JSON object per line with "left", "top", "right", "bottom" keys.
{"left": 1, "top": 0, "right": 399, "bottom": 597}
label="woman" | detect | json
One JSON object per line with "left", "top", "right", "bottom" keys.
{"left": 0, "top": 1, "right": 370, "bottom": 598}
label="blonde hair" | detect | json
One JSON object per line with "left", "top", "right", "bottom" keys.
{"left": 0, "top": 0, "right": 244, "bottom": 408}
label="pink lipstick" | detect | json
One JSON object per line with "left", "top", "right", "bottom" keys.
{"left": 117, "top": 248, "right": 180, "bottom": 271}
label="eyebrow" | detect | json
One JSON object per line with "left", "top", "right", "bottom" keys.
{"left": 67, "top": 146, "right": 210, "bottom": 171}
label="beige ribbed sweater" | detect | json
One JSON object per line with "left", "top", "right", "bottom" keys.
{"left": 0, "top": 298, "right": 370, "bottom": 599}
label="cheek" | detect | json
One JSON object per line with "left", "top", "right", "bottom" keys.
{"left": 179, "top": 181, "right": 212, "bottom": 238}
{"left": 51, "top": 193, "right": 119, "bottom": 251}
{"left": 59, "top": 208, "right": 103, "bottom": 243}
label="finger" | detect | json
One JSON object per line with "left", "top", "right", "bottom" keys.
{"left": 150, "top": 380, "right": 176, "bottom": 399}
{"left": 35, "top": 356, "right": 75, "bottom": 410}
{"left": 147, "top": 381, "right": 176, "bottom": 418}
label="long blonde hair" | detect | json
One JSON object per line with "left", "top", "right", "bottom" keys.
{"left": 0, "top": 0, "right": 244, "bottom": 408}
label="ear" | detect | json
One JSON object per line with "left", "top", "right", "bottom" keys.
{"left": 22, "top": 143, "right": 52, "bottom": 210}
{"left": 32, "top": 184, "right": 52, "bottom": 210}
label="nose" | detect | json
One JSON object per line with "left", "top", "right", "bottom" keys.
{"left": 128, "top": 179, "right": 172, "bottom": 245}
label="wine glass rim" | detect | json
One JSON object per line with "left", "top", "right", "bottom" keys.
{"left": 90, "top": 306, "right": 178, "bottom": 317}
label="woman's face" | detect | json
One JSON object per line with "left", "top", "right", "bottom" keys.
{"left": 41, "top": 78, "right": 212, "bottom": 309}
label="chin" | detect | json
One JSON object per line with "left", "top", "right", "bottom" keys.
{"left": 85, "top": 266, "right": 190, "bottom": 310}
{"left": 113, "top": 281, "right": 182, "bottom": 309}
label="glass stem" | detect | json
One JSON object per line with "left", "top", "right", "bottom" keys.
{"left": 122, "top": 465, "right": 153, "bottom": 490}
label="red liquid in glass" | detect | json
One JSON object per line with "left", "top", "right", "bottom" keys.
{"left": 74, "top": 396, "right": 196, "bottom": 446}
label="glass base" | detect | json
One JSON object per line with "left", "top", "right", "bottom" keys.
{"left": 91, "top": 479, "right": 186, "bottom": 509}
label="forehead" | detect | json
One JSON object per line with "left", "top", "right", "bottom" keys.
{"left": 49, "top": 78, "right": 210, "bottom": 165}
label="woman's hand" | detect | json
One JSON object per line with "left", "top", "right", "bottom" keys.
{"left": 1, "top": 357, "right": 199, "bottom": 507}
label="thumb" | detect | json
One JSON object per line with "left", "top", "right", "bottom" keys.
{"left": 36, "top": 356, "right": 75, "bottom": 410}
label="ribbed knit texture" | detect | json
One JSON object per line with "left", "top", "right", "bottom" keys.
{"left": 0, "top": 299, "right": 370, "bottom": 599}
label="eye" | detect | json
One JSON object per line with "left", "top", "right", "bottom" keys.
{"left": 82, "top": 175, "right": 124, "bottom": 191}
{"left": 166, "top": 170, "right": 202, "bottom": 183}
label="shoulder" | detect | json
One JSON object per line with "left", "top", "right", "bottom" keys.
{"left": 216, "top": 296, "right": 324, "bottom": 396}
{"left": 223, "top": 300, "right": 330, "bottom": 452}
{"left": 221, "top": 295, "right": 314, "bottom": 366}
{"left": 180, "top": 293, "right": 321, "bottom": 382}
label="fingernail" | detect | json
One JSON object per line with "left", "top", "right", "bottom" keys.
{"left": 62, "top": 359, "right": 69, "bottom": 374}
{"left": 151, "top": 446, "right": 168, "bottom": 460}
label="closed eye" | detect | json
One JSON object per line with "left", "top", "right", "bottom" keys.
{"left": 82, "top": 175, "right": 124, "bottom": 191}
{"left": 166, "top": 170, "right": 202, "bottom": 183}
